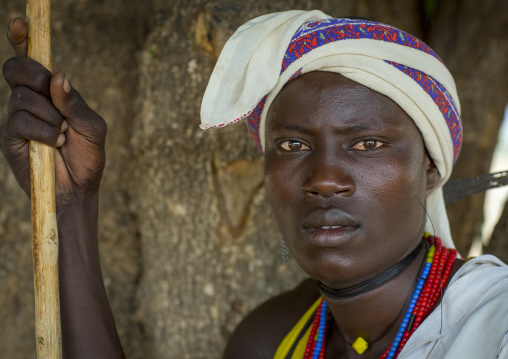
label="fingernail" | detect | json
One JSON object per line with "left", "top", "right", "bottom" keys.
{"left": 63, "top": 74, "right": 71, "bottom": 93}
{"left": 9, "top": 19, "right": 14, "bottom": 32}
{"left": 56, "top": 133, "right": 66, "bottom": 147}
{"left": 61, "top": 120, "right": 69, "bottom": 132}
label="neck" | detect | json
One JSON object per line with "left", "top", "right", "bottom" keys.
{"left": 322, "top": 242, "right": 427, "bottom": 358}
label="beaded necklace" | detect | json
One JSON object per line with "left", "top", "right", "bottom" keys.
{"left": 303, "top": 235, "right": 457, "bottom": 359}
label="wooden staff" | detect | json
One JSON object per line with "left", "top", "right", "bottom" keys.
{"left": 26, "top": 0, "right": 63, "bottom": 358}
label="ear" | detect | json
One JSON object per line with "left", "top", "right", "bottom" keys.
{"left": 425, "top": 153, "right": 440, "bottom": 191}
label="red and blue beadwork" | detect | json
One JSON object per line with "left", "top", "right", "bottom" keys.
{"left": 244, "top": 18, "right": 462, "bottom": 164}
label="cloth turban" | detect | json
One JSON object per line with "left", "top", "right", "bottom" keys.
{"left": 200, "top": 10, "right": 462, "bottom": 250}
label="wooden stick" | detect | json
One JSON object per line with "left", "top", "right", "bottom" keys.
{"left": 26, "top": 0, "right": 63, "bottom": 358}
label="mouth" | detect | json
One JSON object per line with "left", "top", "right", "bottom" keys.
{"left": 301, "top": 209, "right": 360, "bottom": 246}
{"left": 305, "top": 226, "right": 359, "bottom": 246}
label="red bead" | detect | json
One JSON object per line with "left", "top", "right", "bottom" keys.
{"left": 302, "top": 238, "right": 458, "bottom": 359}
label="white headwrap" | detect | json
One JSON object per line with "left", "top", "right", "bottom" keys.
{"left": 201, "top": 10, "right": 462, "bottom": 249}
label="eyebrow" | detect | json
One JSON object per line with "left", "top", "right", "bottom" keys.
{"left": 268, "top": 124, "right": 309, "bottom": 132}
{"left": 268, "top": 122, "right": 388, "bottom": 134}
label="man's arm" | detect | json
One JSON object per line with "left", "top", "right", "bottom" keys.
{"left": 1, "top": 17, "right": 125, "bottom": 358}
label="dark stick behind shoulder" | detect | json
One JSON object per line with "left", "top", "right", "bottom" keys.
{"left": 443, "top": 170, "right": 508, "bottom": 205}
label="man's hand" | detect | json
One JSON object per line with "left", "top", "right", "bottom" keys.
{"left": 1, "top": 17, "right": 106, "bottom": 207}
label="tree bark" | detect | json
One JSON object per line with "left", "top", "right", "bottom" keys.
{"left": 0, "top": 1, "right": 507, "bottom": 358}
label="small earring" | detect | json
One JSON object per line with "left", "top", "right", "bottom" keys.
{"left": 281, "top": 236, "right": 290, "bottom": 263}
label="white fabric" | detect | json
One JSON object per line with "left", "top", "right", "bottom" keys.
{"left": 399, "top": 255, "right": 508, "bottom": 358}
{"left": 200, "top": 11, "right": 461, "bottom": 249}
{"left": 200, "top": 10, "right": 331, "bottom": 130}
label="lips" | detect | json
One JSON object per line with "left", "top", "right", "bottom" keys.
{"left": 301, "top": 208, "right": 360, "bottom": 246}
{"left": 301, "top": 208, "right": 360, "bottom": 229}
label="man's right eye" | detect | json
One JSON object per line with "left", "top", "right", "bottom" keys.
{"left": 279, "top": 140, "right": 310, "bottom": 151}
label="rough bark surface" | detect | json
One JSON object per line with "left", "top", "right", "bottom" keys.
{"left": 0, "top": 1, "right": 506, "bottom": 358}
{"left": 430, "top": 0, "right": 508, "bottom": 255}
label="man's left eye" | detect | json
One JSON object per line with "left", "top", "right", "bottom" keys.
{"left": 352, "top": 140, "right": 383, "bottom": 150}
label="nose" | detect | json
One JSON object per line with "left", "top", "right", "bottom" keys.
{"left": 301, "top": 155, "right": 355, "bottom": 198}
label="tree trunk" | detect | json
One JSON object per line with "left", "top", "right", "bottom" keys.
{"left": 0, "top": 1, "right": 506, "bottom": 358}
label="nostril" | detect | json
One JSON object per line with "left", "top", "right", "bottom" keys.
{"left": 302, "top": 178, "right": 355, "bottom": 198}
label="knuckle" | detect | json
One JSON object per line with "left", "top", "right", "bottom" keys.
{"left": 86, "top": 117, "right": 107, "bottom": 140}
{"left": 33, "top": 71, "right": 51, "bottom": 92}
{"left": 2, "top": 57, "right": 16, "bottom": 80}
{"left": 9, "top": 85, "right": 30, "bottom": 106}
{"left": 7, "top": 89, "right": 29, "bottom": 122}
{"left": 6, "top": 112, "right": 26, "bottom": 135}
{"left": 68, "top": 90, "right": 86, "bottom": 112}
{"left": 96, "top": 117, "right": 108, "bottom": 134}
{"left": 41, "top": 125, "right": 59, "bottom": 145}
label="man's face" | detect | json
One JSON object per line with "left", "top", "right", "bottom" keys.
{"left": 264, "top": 72, "right": 437, "bottom": 288}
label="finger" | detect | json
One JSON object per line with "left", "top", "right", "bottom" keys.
{"left": 4, "top": 111, "right": 65, "bottom": 148}
{"left": 50, "top": 72, "right": 107, "bottom": 142}
{"left": 0, "top": 124, "right": 31, "bottom": 198}
{"left": 7, "top": 85, "right": 66, "bottom": 128}
{"left": 2, "top": 56, "right": 52, "bottom": 95}
{"left": 7, "top": 18, "right": 28, "bottom": 57}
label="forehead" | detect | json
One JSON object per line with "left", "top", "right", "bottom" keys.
{"left": 266, "top": 72, "right": 420, "bottom": 136}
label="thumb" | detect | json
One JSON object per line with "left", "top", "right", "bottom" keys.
{"left": 50, "top": 72, "right": 107, "bottom": 137}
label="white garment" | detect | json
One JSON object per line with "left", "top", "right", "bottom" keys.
{"left": 400, "top": 255, "right": 508, "bottom": 358}
{"left": 200, "top": 11, "right": 461, "bottom": 249}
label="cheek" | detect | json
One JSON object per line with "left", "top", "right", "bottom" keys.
{"left": 358, "top": 151, "right": 427, "bottom": 224}
{"left": 264, "top": 158, "right": 302, "bottom": 228}
{"left": 264, "top": 165, "right": 289, "bottom": 215}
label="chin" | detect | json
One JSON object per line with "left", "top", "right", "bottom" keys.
{"left": 292, "top": 248, "right": 363, "bottom": 286}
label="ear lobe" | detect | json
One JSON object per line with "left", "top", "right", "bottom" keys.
{"left": 425, "top": 154, "right": 439, "bottom": 191}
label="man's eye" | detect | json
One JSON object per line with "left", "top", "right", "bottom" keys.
{"left": 280, "top": 140, "right": 310, "bottom": 151}
{"left": 352, "top": 140, "right": 383, "bottom": 150}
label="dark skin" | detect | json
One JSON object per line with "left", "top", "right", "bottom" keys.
{"left": 2, "top": 18, "right": 463, "bottom": 359}
{"left": 1, "top": 18, "right": 124, "bottom": 358}
{"left": 224, "top": 72, "right": 464, "bottom": 358}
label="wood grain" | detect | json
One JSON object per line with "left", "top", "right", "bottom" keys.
{"left": 26, "top": 0, "right": 63, "bottom": 358}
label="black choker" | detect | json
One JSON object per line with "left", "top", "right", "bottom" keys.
{"left": 317, "top": 240, "right": 424, "bottom": 300}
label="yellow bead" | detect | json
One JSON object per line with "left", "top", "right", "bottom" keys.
{"left": 352, "top": 337, "right": 369, "bottom": 355}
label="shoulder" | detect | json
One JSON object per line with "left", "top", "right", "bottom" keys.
{"left": 449, "top": 254, "right": 508, "bottom": 289}
{"left": 443, "top": 254, "right": 508, "bottom": 320}
{"left": 396, "top": 255, "right": 508, "bottom": 358}
{"left": 222, "top": 278, "right": 320, "bottom": 359}
{"left": 402, "top": 255, "right": 508, "bottom": 358}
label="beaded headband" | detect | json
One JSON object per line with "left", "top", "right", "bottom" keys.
{"left": 244, "top": 18, "right": 462, "bottom": 164}
{"left": 200, "top": 10, "right": 461, "bottom": 249}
